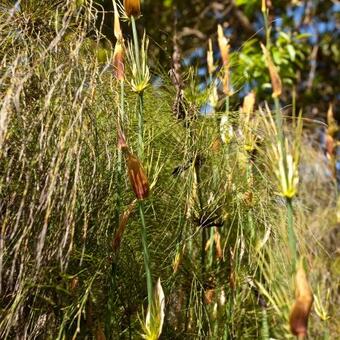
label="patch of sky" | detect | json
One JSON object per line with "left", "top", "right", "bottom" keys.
{"left": 290, "top": 5, "right": 305, "bottom": 27}
{"left": 198, "top": 81, "right": 207, "bottom": 92}
{"left": 152, "top": 76, "right": 163, "bottom": 89}
{"left": 253, "top": 12, "right": 266, "bottom": 36}
{"left": 183, "top": 47, "right": 205, "bottom": 67}
{"left": 332, "top": 3, "right": 340, "bottom": 12}
{"left": 200, "top": 103, "right": 215, "bottom": 115}
{"left": 197, "top": 67, "right": 207, "bottom": 77}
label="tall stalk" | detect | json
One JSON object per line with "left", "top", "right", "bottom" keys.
{"left": 139, "top": 201, "right": 153, "bottom": 306}
{"left": 130, "top": 14, "right": 153, "bottom": 305}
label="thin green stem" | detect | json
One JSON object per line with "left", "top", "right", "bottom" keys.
{"left": 262, "top": 9, "right": 270, "bottom": 49}
{"left": 208, "top": 228, "right": 214, "bottom": 268}
{"left": 115, "top": 81, "right": 125, "bottom": 227}
{"left": 286, "top": 197, "right": 297, "bottom": 271}
{"left": 137, "top": 93, "right": 144, "bottom": 159}
{"left": 292, "top": 86, "right": 296, "bottom": 127}
{"left": 130, "top": 17, "right": 152, "bottom": 305}
{"left": 261, "top": 308, "right": 269, "bottom": 340}
{"left": 274, "top": 97, "right": 283, "bottom": 145}
{"left": 225, "top": 95, "right": 229, "bottom": 114}
{"left": 139, "top": 201, "right": 153, "bottom": 306}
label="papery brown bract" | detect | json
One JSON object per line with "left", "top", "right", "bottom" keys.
{"left": 289, "top": 264, "right": 314, "bottom": 338}
{"left": 204, "top": 289, "right": 215, "bottom": 304}
{"left": 117, "top": 129, "right": 149, "bottom": 200}
{"left": 214, "top": 228, "right": 223, "bottom": 259}
{"left": 126, "top": 152, "right": 149, "bottom": 200}
{"left": 96, "top": 324, "right": 106, "bottom": 340}
{"left": 113, "top": 42, "right": 125, "bottom": 81}
{"left": 124, "top": 0, "right": 141, "bottom": 17}
{"left": 112, "top": 200, "right": 136, "bottom": 252}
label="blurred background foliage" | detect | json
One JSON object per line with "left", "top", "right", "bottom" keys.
{"left": 96, "top": 0, "right": 339, "bottom": 119}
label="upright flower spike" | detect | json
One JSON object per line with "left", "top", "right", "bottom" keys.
{"left": 217, "top": 25, "right": 232, "bottom": 96}
{"left": 124, "top": 0, "right": 141, "bottom": 18}
{"left": 141, "top": 278, "right": 165, "bottom": 340}
{"left": 207, "top": 38, "right": 215, "bottom": 76}
{"left": 217, "top": 25, "right": 229, "bottom": 66}
{"left": 261, "top": 107, "right": 301, "bottom": 198}
{"left": 260, "top": 43, "right": 282, "bottom": 98}
{"left": 127, "top": 33, "right": 150, "bottom": 93}
{"left": 289, "top": 260, "right": 314, "bottom": 339}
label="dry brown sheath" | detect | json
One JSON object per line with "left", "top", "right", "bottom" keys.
{"left": 289, "top": 265, "right": 313, "bottom": 338}
{"left": 112, "top": 201, "right": 136, "bottom": 252}
{"left": 126, "top": 152, "right": 149, "bottom": 200}
{"left": 260, "top": 43, "right": 282, "bottom": 97}
{"left": 117, "top": 129, "right": 149, "bottom": 200}
{"left": 113, "top": 42, "right": 124, "bottom": 81}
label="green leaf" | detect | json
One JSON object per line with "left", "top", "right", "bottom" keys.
{"left": 287, "top": 45, "right": 296, "bottom": 61}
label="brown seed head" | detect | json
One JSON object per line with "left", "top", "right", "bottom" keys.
{"left": 289, "top": 263, "right": 314, "bottom": 338}
{"left": 124, "top": 0, "right": 141, "bottom": 18}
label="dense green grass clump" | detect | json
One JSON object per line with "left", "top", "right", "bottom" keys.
{"left": 0, "top": 1, "right": 338, "bottom": 339}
